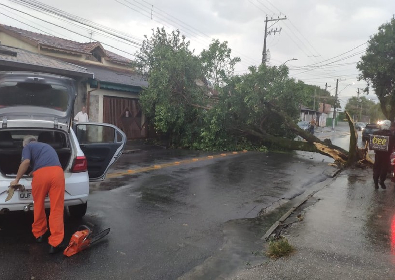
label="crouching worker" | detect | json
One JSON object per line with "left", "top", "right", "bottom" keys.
{"left": 10, "top": 135, "right": 65, "bottom": 254}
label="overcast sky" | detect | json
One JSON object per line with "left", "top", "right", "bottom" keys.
{"left": 1, "top": 0, "right": 394, "bottom": 108}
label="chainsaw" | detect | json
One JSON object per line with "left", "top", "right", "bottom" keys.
{"left": 63, "top": 225, "right": 110, "bottom": 257}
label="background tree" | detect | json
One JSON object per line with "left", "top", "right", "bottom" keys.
{"left": 357, "top": 18, "right": 395, "bottom": 121}
{"left": 345, "top": 96, "right": 382, "bottom": 122}
{"left": 299, "top": 84, "right": 336, "bottom": 112}
{"left": 200, "top": 39, "right": 241, "bottom": 88}
{"left": 368, "top": 103, "right": 386, "bottom": 123}
{"left": 136, "top": 28, "right": 363, "bottom": 166}
{"left": 198, "top": 64, "right": 348, "bottom": 163}
{"left": 196, "top": 65, "right": 302, "bottom": 150}
{"left": 135, "top": 27, "right": 208, "bottom": 146}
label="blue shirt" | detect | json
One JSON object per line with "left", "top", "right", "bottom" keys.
{"left": 22, "top": 142, "right": 61, "bottom": 172}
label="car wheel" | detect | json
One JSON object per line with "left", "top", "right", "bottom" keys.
{"left": 68, "top": 202, "right": 87, "bottom": 218}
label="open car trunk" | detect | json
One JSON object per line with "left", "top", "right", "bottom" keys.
{"left": 0, "top": 129, "right": 72, "bottom": 176}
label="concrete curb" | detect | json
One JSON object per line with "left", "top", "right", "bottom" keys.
{"left": 262, "top": 166, "right": 342, "bottom": 241}
{"left": 122, "top": 149, "right": 142, "bottom": 154}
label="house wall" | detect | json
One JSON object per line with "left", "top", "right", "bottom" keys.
{"left": 319, "top": 113, "right": 328, "bottom": 127}
{"left": 74, "top": 80, "right": 88, "bottom": 118}
{"left": 0, "top": 32, "right": 37, "bottom": 52}
{"left": 89, "top": 95, "right": 100, "bottom": 122}
{"left": 1, "top": 31, "right": 145, "bottom": 134}
{"left": 41, "top": 49, "right": 131, "bottom": 71}
{"left": 0, "top": 31, "right": 131, "bottom": 71}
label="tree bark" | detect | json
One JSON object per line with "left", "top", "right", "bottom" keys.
{"left": 346, "top": 111, "right": 358, "bottom": 166}
{"left": 244, "top": 128, "right": 348, "bottom": 164}
{"left": 246, "top": 102, "right": 373, "bottom": 167}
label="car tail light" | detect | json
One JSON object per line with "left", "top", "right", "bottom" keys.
{"left": 72, "top": 156, "right": 87, "bottom": 172}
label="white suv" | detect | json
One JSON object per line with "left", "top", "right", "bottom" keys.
{"left": 0, "top": 72, "right": 126, "bottom": 218}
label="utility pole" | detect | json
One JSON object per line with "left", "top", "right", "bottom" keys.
{"left": 357, "top": 88, "right": 364, "bottom": 121}
{"left": 313, "top": 88, "right": 316, "bottom": 111}
{"left": 262, "top": 15, "right": 287, "bottom": 64}
{"left": 324, "top": 82, "right": 331, "bottom": 92}
{"left": 322, "top": 83, "right": 330, "bottom": 114}
{"left": 357, "top": 88, "right": 360, "bottom": 121}
{"left": 332, "top": 79, "right": 339, "bottom": 131}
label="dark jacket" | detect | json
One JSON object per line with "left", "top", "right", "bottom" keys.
{"left": 372, "top": 129, "right": 395, "bottom": 155}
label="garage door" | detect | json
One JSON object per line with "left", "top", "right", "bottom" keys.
{"left": 103, "top": 96, "right": 147, "bottom": 139}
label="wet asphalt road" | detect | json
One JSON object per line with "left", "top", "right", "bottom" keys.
{"left": 0, "top": 124, "right": 353, "bottom": 280}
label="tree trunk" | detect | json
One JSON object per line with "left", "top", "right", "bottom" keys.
{"left": 346, "top": 111, "right": 358, "bottom": 166}
{"left": 244, "top": 128, "right": 348, "bottom": 164}
{"left": 246, "top": 102, "right": 374, "bottom": 167}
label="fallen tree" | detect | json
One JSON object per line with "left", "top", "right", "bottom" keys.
{"left": 135, "top": 28, "right": 374, "bottom": 167}
{"left": 237, "top": 102, "right": 372, "bottom": 167}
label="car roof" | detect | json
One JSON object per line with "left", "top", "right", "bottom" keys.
{"left": 365, "top": 124, "right": 379, "bottom": 128}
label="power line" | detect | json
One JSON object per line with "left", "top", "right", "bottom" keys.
{"left": 136, "top": 0, "right": 260, "bottom": 67}
{"left": 300, "top": 74, "right": 359, "bottom": 81}
{"left": 295, "top": 43, "right": 367, "bottom": 69}
{"left": 2, "top": 2, "right": 143, "bottom": 49}
{"left": 252, "top": 0, "right": 323, "bottom": 65}
{"left": 292, "top": 50, "right": 365, "bottom": 76}
{"left": 10, "top": 0, "right": 143, "bottom": 46}
{"left": 116, "top": 0, "right": 258, "bottom": 68}
{"left": 262, "top": 0, "right": 322, "bottom": 58}
{"left": 0, "top": 3, "right": 138, "bottom": 58}
{"left": 126, "top": 0, "right": 259, "bottom": 67}
{"left": 0, "top": 12, "right": 53, "bottom": 36}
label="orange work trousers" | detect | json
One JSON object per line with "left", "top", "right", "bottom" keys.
{"left": 31, "top": 166, "right": 65, "bottom": 247}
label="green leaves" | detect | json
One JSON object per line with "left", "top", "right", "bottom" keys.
{"left": 357, "top": 18, "right": 395, "bottom": 120}
{"left": 200, "top": 39, "right": 241, "bottom": 88}
{"left": 136, "top": 27, "right": 207, "bottom": 146}
{"left": 345, "top": 96, "right": 383, "bottom": 122}
{"left": 135, "top": 28, "right": 325, "bottom": 151}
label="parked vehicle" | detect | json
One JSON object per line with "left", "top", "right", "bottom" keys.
{"left": 362, "top": 123, "right": 380, "bottom": 143}
{"left": 391, "top": 152, "right": 395, "bottom": 182}
{"left": 355, "top": 122, "right": 366, "bottom": 131}
{"left": 0, "top": 72, "right": 126, "bottom": 218}
{"left": 297, "top": 121, "right": 310, "bottom": 131}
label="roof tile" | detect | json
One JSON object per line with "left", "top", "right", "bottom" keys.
{"left": 0, "top": 44, "right": 92, "bottom": 77}
{"left": 0, "top": 24, "right": 132, "bottom": 65}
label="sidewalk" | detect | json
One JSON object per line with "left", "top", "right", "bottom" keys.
{"left": 122, "top": 139, "right": 165, "bottom": 154}
{"left": 231, "top": 167, "right": 395, "bottom": 279}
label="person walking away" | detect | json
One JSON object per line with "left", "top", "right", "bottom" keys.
{"left": 309, "top": 118, "right": 316, "bottom": 134}
{"left": 10, "top": 136, "right": 65, "bottom": 254}
{"left": 74, "top": 106, "right": 89, "bottom": 143}
{"left": 372, "top": 120, "right": 395, "bottom": 189}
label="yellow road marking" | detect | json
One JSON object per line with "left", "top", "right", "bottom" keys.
{"left": 106, "top": 151, "right": 247, "bottom": 179}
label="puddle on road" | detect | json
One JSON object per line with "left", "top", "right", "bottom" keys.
{"left": 179, "top": 203, "right": 293, "bottom": 280}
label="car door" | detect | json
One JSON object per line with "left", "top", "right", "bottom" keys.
{"left": 75, "top": 122, "right": 126, "bottom": 181}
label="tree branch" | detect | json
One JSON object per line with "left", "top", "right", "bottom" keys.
{"left": 172, "top": 89, "right": 211, "bottom": 110}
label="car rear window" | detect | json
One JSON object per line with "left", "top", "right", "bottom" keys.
{"left": 0, "top": 82, "right": 69, "bottom": 112}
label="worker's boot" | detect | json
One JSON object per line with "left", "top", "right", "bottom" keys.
{"left": 374, "top": 179, "right": 379, "bottom": 189}
{"left": 49, "top": 244, "right": 64, "bottom": 254}
{"left": 36, "top": 231, "right": 49, "bottom": 243}
{"left": 380, "top": 181, "right": 387, "bottom": 189}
